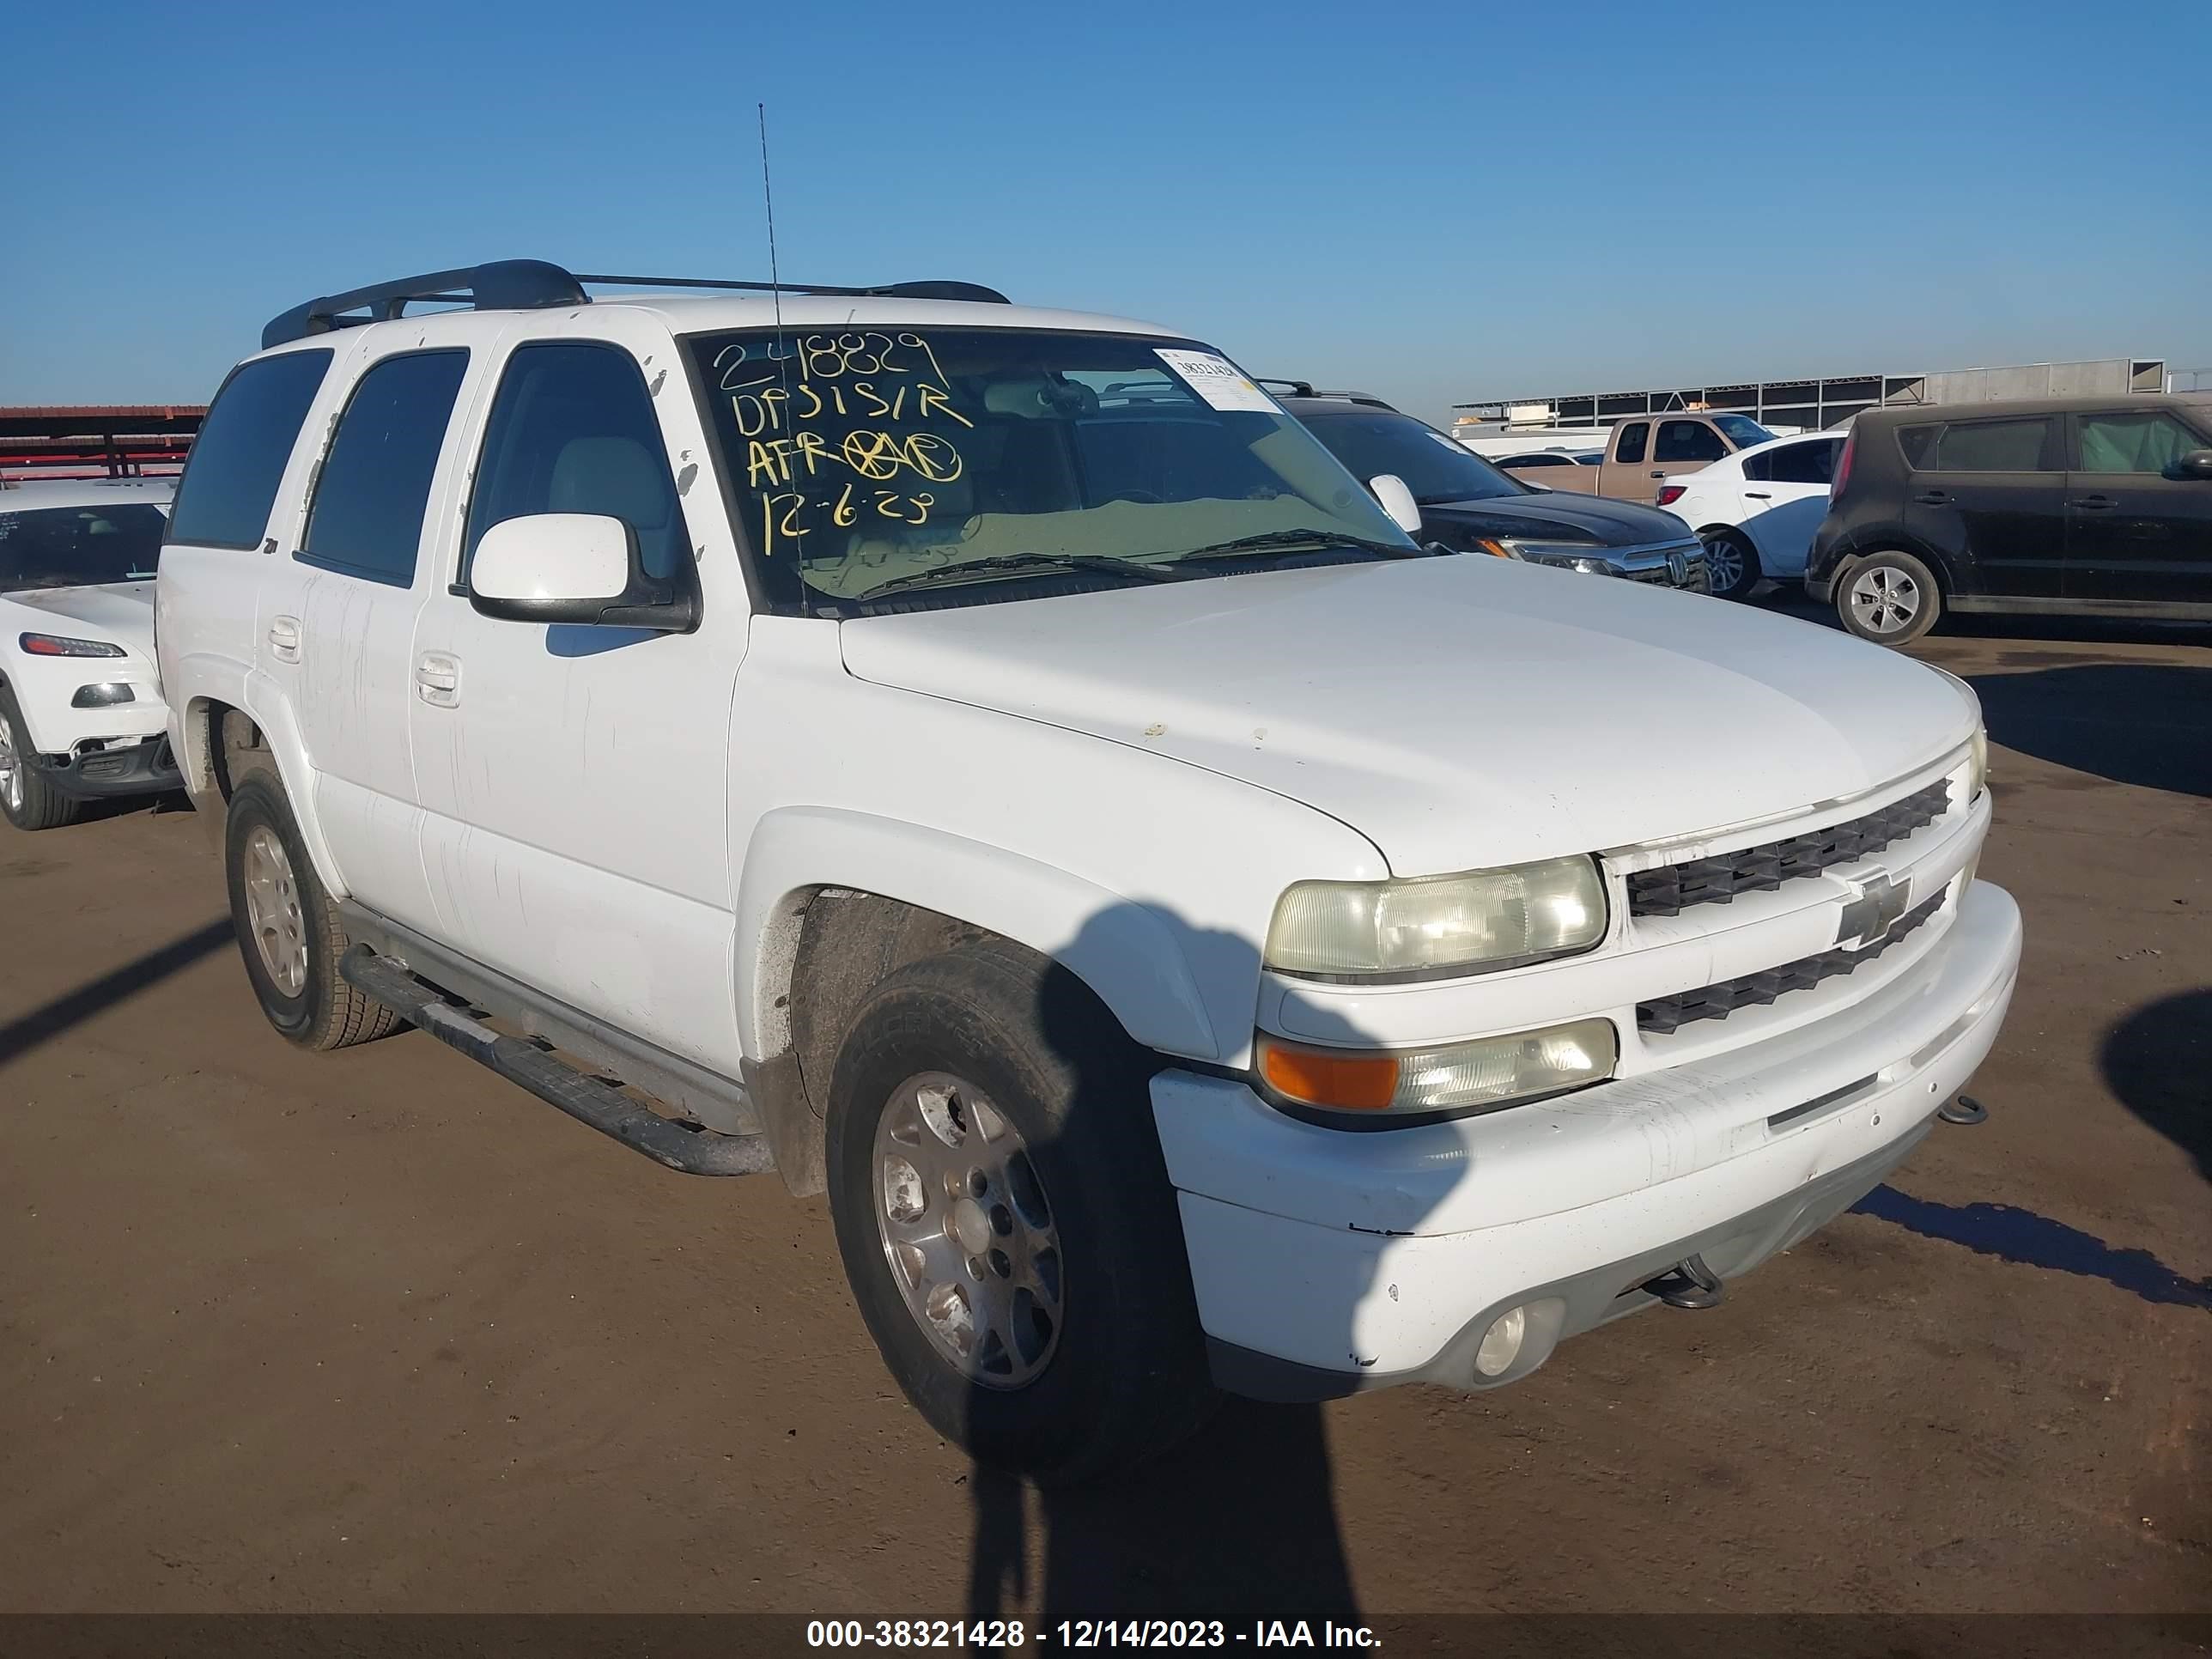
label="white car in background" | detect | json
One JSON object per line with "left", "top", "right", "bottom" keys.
{"left": 1656, "top": 431, "right": 1845, "bottom": 601}
{"left": 0, "top": 479, "right": 180, "bottom": 830}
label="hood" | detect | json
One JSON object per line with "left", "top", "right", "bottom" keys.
{"left": 5, "top": 582, "right": 156, "bottom": 658}
{"left": 837, "top": 556, "right": 1975, "bottom": 876}
{"left": 1422, "top": 492, "right": 1691, "bottom": 548}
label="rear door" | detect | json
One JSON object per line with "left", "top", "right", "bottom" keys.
{"left": 1643, "top": 418, "right": 1729, "bottom": 503}
{"left": 1903, "top": 415, "right": 2065, "bottom": 599}
{"left": 1739, "top": 436, "right": 1842, "bottom": 577}
{"left": 276, "top": 337, "right": 476, "bottom": 932}
{"left": 2063, "top": 406, "right": 2212, "bottom": 605}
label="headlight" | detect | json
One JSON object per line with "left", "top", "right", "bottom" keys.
{"left": 21, "top": 632, "right": 125, "bottom": 659}
{"left": 1257, "top": 1019, "right": 1619, "bottom": 1120}
{"left": 1266, "top": 854, "right": 1607, "bottom": 980}
{"left": 1474, "top": 537, "right": 1610, "bottom": 573}
{"left": 1929, "top": 667, "right": 1987, "bottom": 802}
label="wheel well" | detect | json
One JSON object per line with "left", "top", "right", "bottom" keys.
{"left": 756, "top": 888, "right": 1133, "bottom": 1197}
{"left": 194, "top": 701, "right": 273, "bottom": 803}
{"left": 1695, "top": 524, "right": 1746, "bottom": 541}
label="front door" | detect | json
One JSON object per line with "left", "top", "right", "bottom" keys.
{"left": 1903, "top": 414, "right": 2065, "bottom": 599}
{"left": 272, "top": 342, "right": 473, "bottom": 933}
{"left": 1644, "top": 418, "right": 1729, "bottom": 504}
{"left": 409, "top": 329, "right": 748, "bottom": 1076}
{"left": 2063, "top": 407, "right": 2212, "bottom": 605}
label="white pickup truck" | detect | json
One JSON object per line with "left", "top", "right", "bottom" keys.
{"left": 156, "top": 261, "right": 2021, "bottom": 1479}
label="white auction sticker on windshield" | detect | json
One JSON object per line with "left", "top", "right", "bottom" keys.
{"left": 1155, "top": 349, "right": 1277, "bottom": 412}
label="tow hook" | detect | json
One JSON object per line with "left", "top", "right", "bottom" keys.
{"left": 1938, "top": 1093, "right": 1989, "bottom": 1126}
{"left": 1643, "top": 1253, "right": 1726, "bottom": 1310}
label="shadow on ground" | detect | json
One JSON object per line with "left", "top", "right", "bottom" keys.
{"left": 967, "top": 1400, "right": 1358, "bottom": 1624}
{"left": 1963, "top": 662, "right": 2212, "bottom": 798}
{"left": 2102, "top": 988, "right": 2212, "bottom": 1184}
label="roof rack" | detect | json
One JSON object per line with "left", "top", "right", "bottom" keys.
{"left": 261, "top": 260, "right": 1011, "bottom": 349}
{"left": 1256, "top": 380, "right": 1399, "bottom": 412}
{"left": 1255, "top": 379, "right": 1316, "bottom": 398}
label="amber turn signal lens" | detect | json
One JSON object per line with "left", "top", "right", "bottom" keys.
{"left": 1258, "top": 1036, "right": 1401, "bottom": 1112}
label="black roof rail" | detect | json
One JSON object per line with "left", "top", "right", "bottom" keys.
{"left": 262, "top": 260, "right": 1009, "bottom": 349}
{"left": 1255, "top": 378, "right": 1316, "bottom": 398}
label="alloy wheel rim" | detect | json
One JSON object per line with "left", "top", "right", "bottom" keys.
{"left": 1704, "top": 536, "right": 1745, "bottom": 593}
{"left": 240, "top": 823, "right": 309, "bottom": 996}
{"left": 1848, "top": 565, "right": 1921, "bottom": 635}
{"left": 0, "top": 714, "right": 21, "bottom": 812}
{"left": 872, "top": 1071, "right": 1062, "bottom": 1389}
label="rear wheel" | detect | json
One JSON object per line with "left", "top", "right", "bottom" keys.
{"left": 1698, "top": 528, "right": 1761, "bottom": 601}
{"left": 1837, "top": 550, "right": 1942, "bottom": 645}
{"left": 824, "top": 939, "right": 1216, "bottom": 1483}
{"left": 0, "top": 689, "right": 83, "bottom": 832}
{"left": 223, "top": 775, "right": 401, "bottom": 1049}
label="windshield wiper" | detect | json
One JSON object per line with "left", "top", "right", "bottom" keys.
{"left": 853, "top": 553, "right": 1188, "bottom": 602}
{"left": 1164, "top": 529, "right": 1424, "bottom": 563}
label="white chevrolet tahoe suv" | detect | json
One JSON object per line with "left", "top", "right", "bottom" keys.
{"left": 156, "top": 261, "right": 2021, "bottom": 1479}
{"left": 1, "top": 478, "right": 181, "bottom": 830}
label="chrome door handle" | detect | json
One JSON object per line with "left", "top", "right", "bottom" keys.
{"left": 268, "top": 615, "right": 302, "bottom": 664}
{"left": 416, "top": 652, "right": 461, "bottom": 708}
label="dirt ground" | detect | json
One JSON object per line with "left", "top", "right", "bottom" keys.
{"left": 1, "top": 608, "right": 2206, "bottom": 1625}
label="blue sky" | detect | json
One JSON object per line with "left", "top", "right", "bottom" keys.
{"left": 7, "top": 0, "right": 2209, "bottom": 422}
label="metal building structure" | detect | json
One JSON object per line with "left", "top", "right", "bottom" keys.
{"left": 0, "top": 405, "right": 205, "bottom": 482}
{"left": 1452, "top": 356, "right": 2169, "bottom": 436}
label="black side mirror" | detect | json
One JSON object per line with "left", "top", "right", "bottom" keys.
{"left": 2166, "top": 448, "right": 2212, "bottom": 481}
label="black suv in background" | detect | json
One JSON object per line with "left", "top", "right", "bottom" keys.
{"left": 1808, "top": 394, "right": 2212, "bottom": 644}
{"left": 1268, "top": 385, "right": 1710, "bottom": 592}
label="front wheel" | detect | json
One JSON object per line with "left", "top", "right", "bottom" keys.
{"left": 1837, "top": 550, "right": 1942, "bottom": 645}
{"left": 1698, "top": 529, "right": 1761, "bottom": 601}
{"left": 0, "top": 690, "right": 84, "bottom": 832}
{"left": 824, "top": 939, "right": 1216, "bottom": 1483}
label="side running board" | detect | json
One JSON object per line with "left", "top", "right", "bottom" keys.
{"left": 340, "top": 947, "right": 775, "bottom": 1177}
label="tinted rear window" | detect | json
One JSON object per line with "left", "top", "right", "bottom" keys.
{"left": 1765, "top": 439, "right": 1840, "bottom": 485}
{"left": 1897, "top": 424, "right": 1939, "bottom": 468}
{"left": 1929, "top": 417, "right": 2054, "bottom": 472}
{"left": 1613, "top": 422, "right": 1648, "bottom": 464}
{"left": 167, "top": 349, "right": 332, "bottom": 549}
{"left": 300, "top": 350, "right": 469, "bottom": 586}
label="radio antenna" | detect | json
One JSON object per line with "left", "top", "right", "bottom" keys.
{"left": 757, "top": 103, "right": 787, "bottom": 359}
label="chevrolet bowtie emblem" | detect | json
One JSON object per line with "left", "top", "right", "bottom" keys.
{"left": 1838, "top": 872, "right": 1911, "bottom": 949}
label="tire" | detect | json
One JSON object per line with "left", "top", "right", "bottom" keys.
{"left": 1835, "top": 549, "right": 1942, "bottom": 645}
{"left": 824, "top": 938, "right": 1217, "bottom": 1483}
{"left": 0, "top": 687, "right": 84, "bottom": 832}
{"left": 222, "top": 774, "right": 401, "bottom": 1050}
{"left": 1698, "top": 528, "right": 1761, "bottom": 602}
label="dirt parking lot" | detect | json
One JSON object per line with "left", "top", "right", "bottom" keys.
{"left": 1, "top": 610, "right": 2206, "bottom": 1627}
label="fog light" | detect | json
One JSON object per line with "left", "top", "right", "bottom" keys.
{"left": 71, "top": 682, "right": 136, "bottom": 708}
{"left": 1474, "top": 1306, "right": 1527, "bottom": 1377}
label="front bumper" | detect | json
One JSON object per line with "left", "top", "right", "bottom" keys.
{"left": 32, "top": 733, "right": 182, "bottom": 799}
{"left": 1152, "top": 880, "right": 2022, "bottom": 1397}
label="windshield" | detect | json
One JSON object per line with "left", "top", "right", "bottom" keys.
{"left": 687, "top": 328, "right": 1415, "bottom": 611}
{"left": 1299, "top": 410, "right": 1528, "bottom": 504}
{"left": 1714, "top": 414, "right": 1775, "bottom": 449}
{"left": 0, "top": 502, "right": 166, "bottom": 590}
